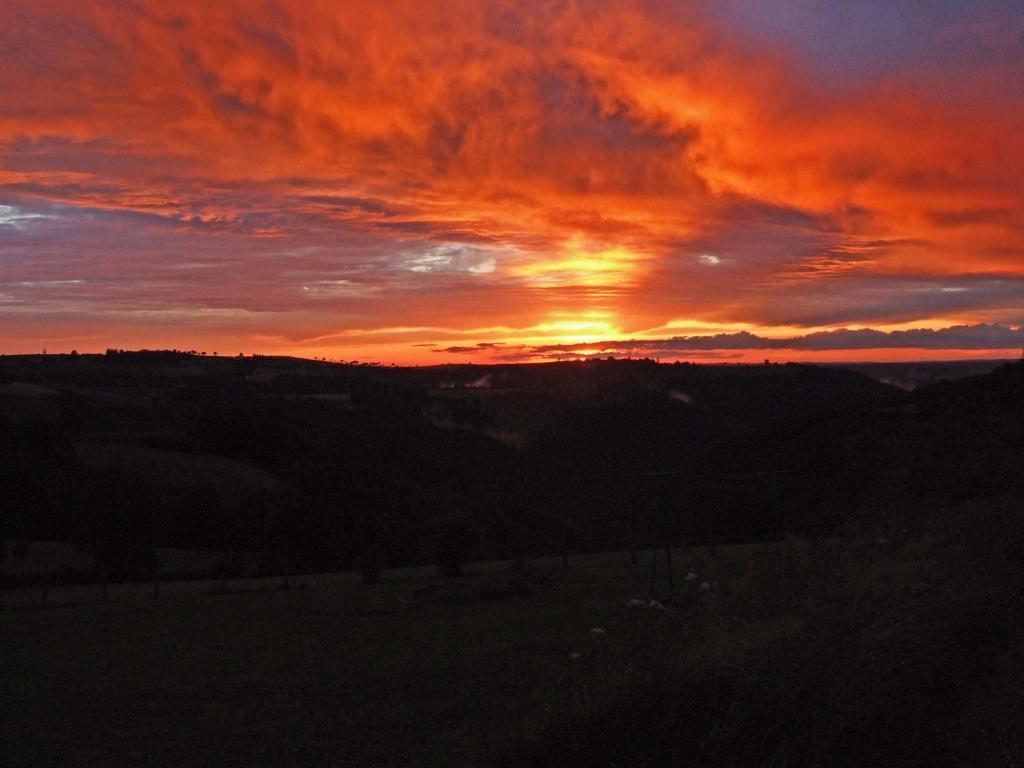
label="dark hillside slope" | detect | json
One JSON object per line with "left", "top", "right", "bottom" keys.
{"left": 751, "top": 360, "right": 1024, "bottom": 532}
{"left": 1, "top": 353, "right": 904, "bottom": 577}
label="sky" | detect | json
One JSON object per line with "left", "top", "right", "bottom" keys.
{"left": 1, "top": 0, "right": 1023, "bottom": 364}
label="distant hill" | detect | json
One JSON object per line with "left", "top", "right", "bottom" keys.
{"left": 826, "top": 358, "right": 1014, "bottom": 390}
{"left": 755, "top": 359, "right": 1024, "bottom": 531}
{"left": 3, "top": 350, "right": 1019, "bottom": 581}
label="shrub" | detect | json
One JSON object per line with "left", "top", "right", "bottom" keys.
{"left": 431, "top": 513, "right": 478, "bottom": 578}
{"left": 357, "top": 544, "right": 384, "bottom": 585}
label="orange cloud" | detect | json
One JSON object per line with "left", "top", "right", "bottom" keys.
{"left": 0, "top": 1, "right": 1022, "bottom": 360}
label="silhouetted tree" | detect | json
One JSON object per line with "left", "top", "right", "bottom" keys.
{"left": 431, "top": 513, "right": 478, "bottom": 578}
{"left": 357, "top": 544, "right": 384, "bottom": 585}
{"left": 72, "top": 471, "right": 158, "bottom": 602}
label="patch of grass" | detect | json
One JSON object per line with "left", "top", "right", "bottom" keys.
{"left": 73, "top": 440, "right": 282, "bottom": 505}
{"left": 493, "top": 504, "right": 1024, "bottom": 767}
{"left": 497, "top": 586, "right": 1020, "bottom": 767}
{"left": 3, "top": 506, "right": 1024, "bottom": 767}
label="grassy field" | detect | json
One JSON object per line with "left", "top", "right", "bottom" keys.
{"left": 3, "top": 515, "right": 1024, "bottom": 767}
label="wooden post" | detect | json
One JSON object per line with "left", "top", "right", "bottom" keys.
{"left": 152, "top": 550, "right": 160, "bottom": 599}
{"left": 665, "top": 483, "right": 676, "bottom": 594}
{"left": 36, "top": 546, "right": 49, "bottom": 608}
{"left": 628, "top": 506, "right": 638, "bottom": 564}
{"left": 221, "top": 548, "right": 229, "bottom": 593}
{"left": 648, "top": 545, "right": 658, "bottom": 598}
{"left": 281, "top": 553, "right": 292, "bottom": 591}
{"left": 665, "top": 539, "right": 674, "bottom": 594}
{"left": 706, "top": 510, "right": 717, "bottom": 562}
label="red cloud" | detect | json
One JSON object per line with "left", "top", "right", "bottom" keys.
{"left": 0, "top": 1, "right": 1022, "bottom": 360}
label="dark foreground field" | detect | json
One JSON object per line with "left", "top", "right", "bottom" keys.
{"left": 5, "top": 502, "right": 1024, "bottom": 767}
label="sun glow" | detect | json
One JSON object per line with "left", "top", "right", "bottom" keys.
{"left": 511, "top": 241, "right": 647, "bottom": 288}
{"left": 526, "top": 318, "right": 622, "bottom": 345}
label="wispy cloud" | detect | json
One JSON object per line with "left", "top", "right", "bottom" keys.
{"left": 504, "top": 323, "right": 1024, "bottom": 359}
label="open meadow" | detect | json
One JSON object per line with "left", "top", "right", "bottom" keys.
{"left": 5, "top": 508, "right": 1024, "bottom": 767}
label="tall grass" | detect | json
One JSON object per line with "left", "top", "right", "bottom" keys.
{"left": 494, "top": 501, "right": 1024, "bottom": 767}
